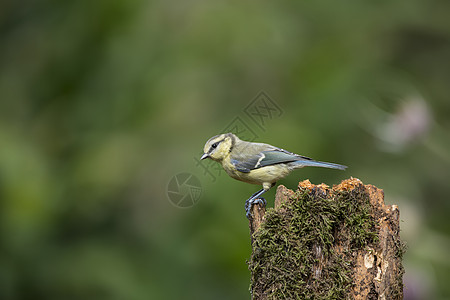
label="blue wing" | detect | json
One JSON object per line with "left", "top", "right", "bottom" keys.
{"left": 231, "top": 149, "right": 312, "bottom": 173}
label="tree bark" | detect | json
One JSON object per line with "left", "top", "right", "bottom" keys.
{"left": 248, "top": 178, "right": 405, "bottom": 299}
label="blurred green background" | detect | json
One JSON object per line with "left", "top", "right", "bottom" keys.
{"left": 1, "top": 0, "right": 450, "bottom": 299}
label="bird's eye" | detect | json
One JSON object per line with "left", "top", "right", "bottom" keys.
{"left": 211, "top": 142, "right": 219, "bottom": 149}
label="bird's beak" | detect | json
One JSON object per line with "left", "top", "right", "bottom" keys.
{"left": 200, "top": 153, "right": 209, "bottom": 160}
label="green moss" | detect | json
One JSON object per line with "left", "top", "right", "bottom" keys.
{"left": 390, "top": 229, "right": 407, "bottom": 299}
{"left": 248, "top": 184, "right": 378, "bottom": 299}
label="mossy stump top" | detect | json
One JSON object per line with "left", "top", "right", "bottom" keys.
{"left": 248, "top": 178, "right": 405, "bottom": 300}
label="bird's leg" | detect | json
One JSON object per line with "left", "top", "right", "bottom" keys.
{"left": 245, "top": 188, "right": 268, "bottom": 220}
{"left": 245, "top": 189, "right": 264, "bottom": 214}
{"left": 248, "top": 188, "right": 265, "bottom": 200}
{"left": 245, "top": 188, "right": 265, "bottom": 210}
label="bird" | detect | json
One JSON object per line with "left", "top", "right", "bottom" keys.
{"left": 200, "top": 133, "right": 347, "bottom": 219}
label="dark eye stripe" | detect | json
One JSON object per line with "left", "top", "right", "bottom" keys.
{"left": 209, "top": 139, "right": 223, "bottom": 153}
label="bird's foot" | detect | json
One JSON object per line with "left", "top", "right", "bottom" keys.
{"left": 245, "top": 197, "right": 267, "bottom": 220}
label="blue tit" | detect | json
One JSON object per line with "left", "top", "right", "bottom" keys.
{"left": 200, "top": 133, "right": 347, "bottom": 219}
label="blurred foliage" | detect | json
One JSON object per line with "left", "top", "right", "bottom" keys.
{"left": 1, "top": 0, "right": 450, "bottom": 299}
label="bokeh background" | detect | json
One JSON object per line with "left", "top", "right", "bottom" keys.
{"left": 1, "top": 0, "right": 450, "bottom": 299}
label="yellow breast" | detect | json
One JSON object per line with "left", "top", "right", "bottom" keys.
{"left": 221, "top": 156, "right": 291, "bottom": 185}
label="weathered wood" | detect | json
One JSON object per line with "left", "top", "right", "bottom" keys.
{"left": 248, "top": 178, "right": 405, "bottom": 299}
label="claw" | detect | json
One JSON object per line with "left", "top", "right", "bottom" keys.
{"left": 245, "top": 199, "right": 251, "bottom": 214}
{"left": 245, "top": 197, "right": 267, "bottom": 220}
{"left": 244, "top": 188, "right": 269, "bottom": 219}
{"left": 254, "top": 197, "right": 267, "bottom": 206}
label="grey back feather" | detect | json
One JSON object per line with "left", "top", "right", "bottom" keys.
{"left": 230, "top": 141, "right": 313, "bottom": 173}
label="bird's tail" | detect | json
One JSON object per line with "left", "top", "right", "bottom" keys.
{"left": 292, "top": 159, "right": 347, "bottom": 170}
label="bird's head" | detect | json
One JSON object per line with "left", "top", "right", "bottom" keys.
{"left": 201, "top": 133, "right": 237, "bottom": 162}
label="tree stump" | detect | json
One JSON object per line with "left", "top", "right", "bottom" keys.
{"left": 248, "top": 178, "right": 405, "bottom": 299}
